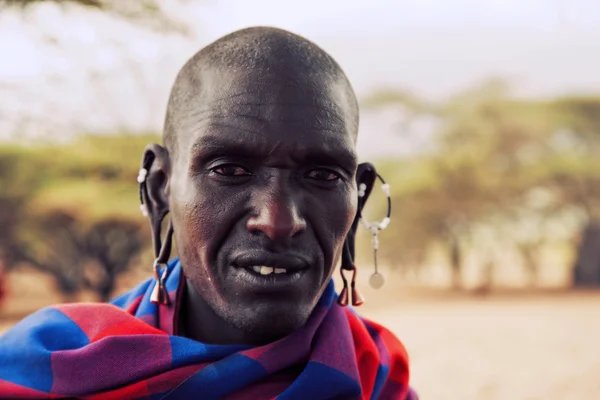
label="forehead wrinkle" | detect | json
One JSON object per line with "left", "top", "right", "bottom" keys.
{"left": 191, "top": 126, "right": 357, "bottom": 167}
{"left": 207, "top": 98, "right": 349, "bottom": 132}
{"left": 207, "top": 72, "right": 351, "bottom": 127}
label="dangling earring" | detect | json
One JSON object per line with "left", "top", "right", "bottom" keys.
{"left": 358, "top": 173, "right": 392, "bottom": 289}
{"left": 337, "top": 166, "right": 393, "bottom": 307}
{"left": 138, "top": 164, "right": 174, "bottom": 305}
{"left": 338, "top": 264, "right": 364, "bottom": 307}
{"left": 150, "top": 220, "right": 173, "bottom": 305}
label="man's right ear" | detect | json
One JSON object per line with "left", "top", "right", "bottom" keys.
{"left": 140, "top": 143, "right": 171, "bottom": 222}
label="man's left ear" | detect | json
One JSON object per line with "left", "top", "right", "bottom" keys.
{"left": 139, "top": 144, "right": 171, "bottom": 257}
{"left": 356, "top": 162, "right": 377, "bottom": 212}
{"left": 338, "top": 162, "right": 379, "bottom": 307}
{"left": 138, "top": 143, "right": 174, "bottom": 305}
{"left": 341, "top": 162, "right": 377, "bottom": 267}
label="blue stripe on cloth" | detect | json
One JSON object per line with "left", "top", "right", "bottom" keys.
{"left": 370, "top": 364, "right": 389, "bottom": 400}
{"left": 316, "top": 279, "right": 336, "bottom": 308}
{"left": 276, "top": 361, "right": 361, "bottom": 400}
{"left": 0, "top": 307, "right": 89, "bottom": 392}
{"left": 165, "top": 354, "right": 266, "bottom": 399}
{"left": 109, "top": 278, "right": 153, "bottom": 309}
{"left": 164, "top": 258, "right": 182, "bottom": 292}
{"left": 169, "top": 336, "right": 250, "bottom": 368}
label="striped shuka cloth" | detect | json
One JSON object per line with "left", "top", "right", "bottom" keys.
{"left": 0, "top": 258, "right": 418, "bottom": 399}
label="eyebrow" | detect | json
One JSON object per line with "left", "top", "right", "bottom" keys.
{"left": 190, "top": 134, "right": 357, "bottom": 171}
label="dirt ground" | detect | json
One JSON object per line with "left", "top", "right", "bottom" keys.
{"left": 363, "top": 293, "right": 600, "bottom": 400}
{"left": 1, "top": 271, "right": 600, "bottom": 400}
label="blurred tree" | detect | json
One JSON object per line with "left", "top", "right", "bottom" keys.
{"left": 0, "top": 136, "right": 154, "bottom": 301}
{"left": 546, "top": 97, "right": 600, "bottom": 286}
{"left": 0, "top": 0, "right": 194, "bottom": 34}
{"left": 80, "top": 217, "right": 148, "bottom": 301}
{"left": 365, "top": 81, "right": 600, "bottom": 288}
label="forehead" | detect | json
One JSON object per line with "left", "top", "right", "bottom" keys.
{"left": 176, "top": 70, "right": 358, "bottom": 163}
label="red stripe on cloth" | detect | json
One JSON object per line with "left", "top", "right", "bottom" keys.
{"left": 0, "top": 379, "right": 57, "bottom": 399}
{"left": 56, "top": 303, "right": 166, "bottom": 342}
{"left": 345, "top": 309, "right": 380, "bottom": 400}
{"left": 361, "top": 317, "right": 410, "bottom": 386}
{"left": 81, "top": 380, "right": 149, "bottom": 400}
{"left": 124, "top": 294, "right": 143, "bottom": 315}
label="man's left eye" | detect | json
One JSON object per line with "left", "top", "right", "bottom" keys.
{"left": 211, "top": 164, "right": 252, "bottom": 177}
{"left": 305, "top": 169, "right": 340, "bottom": 181}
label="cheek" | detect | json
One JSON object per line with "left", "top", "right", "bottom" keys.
{"left": 314, "top": 189, "right": 357, "bottom": 254}
{"left": 170, "top": 176, "right": 245, "bottom": 269}
{"left": 169, "top": 178, "right": 215, "bottom": 268}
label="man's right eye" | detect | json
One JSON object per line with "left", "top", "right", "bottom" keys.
{"left": 210, "top": 164, "right": 252, "bottom": 177}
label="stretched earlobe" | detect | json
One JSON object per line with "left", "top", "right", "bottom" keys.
{"left": 338, "top": 163, "right": 377, "bottom": 307}
{"left": 340, "top": 163, "right": 377, "bottom": 271}
{"left": 138, "top": 144, "right": 173, "bottom": 305}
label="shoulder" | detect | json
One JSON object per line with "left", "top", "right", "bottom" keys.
{"left": 344, "top": 307, "right": 410, "bottom": 365}
{"left": 343, "top": 307, "right": 416, "bottom": 399}
{"left": 0, "top": 303, "right": 164, "bottom": 396}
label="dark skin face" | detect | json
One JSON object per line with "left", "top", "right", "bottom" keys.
{"left": 146, "top": 68, "right": 362, "bottom": 346}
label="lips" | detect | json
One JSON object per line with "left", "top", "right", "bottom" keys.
{"left": 228, "top": 251, "right": 312, "bottom": 291}
{"left": 231, "top": 251, "right": 309, "bottom": 274}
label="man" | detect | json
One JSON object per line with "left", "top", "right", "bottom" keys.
{"left": 0, "top": 27, "right": 417, "bottom": 399}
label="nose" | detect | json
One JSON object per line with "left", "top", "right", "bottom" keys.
{"left": 246, "top": 178, "right": 307, "bottom": 241}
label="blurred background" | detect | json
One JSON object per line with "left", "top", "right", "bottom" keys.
{"left": 0, "top": 0, "right": 599, "bottom": 398}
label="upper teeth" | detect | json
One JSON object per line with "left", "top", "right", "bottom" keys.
{"left": 251, "top": 266, "right": 287, "bottom": 275}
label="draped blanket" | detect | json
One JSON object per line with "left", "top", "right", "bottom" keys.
{"left": 0, "top": 259, "right": 416, "bottom": 399}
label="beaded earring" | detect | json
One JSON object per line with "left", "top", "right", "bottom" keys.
{"left": 338, "top": 165, "right": 392, "bottom": 307}
{"left": 358, "top": 174, "right": 391, "bottom": 289}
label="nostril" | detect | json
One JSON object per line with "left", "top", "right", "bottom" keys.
{"left": 246, "top": 206, "right": 306, "bottom": 241}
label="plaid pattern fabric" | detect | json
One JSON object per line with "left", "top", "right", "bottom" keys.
{"left": 0, "top": 259, "right": 416, "bottom": 399}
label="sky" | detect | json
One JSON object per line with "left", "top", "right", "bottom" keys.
{"left": 0, "top": 0, "right": 599, "bottom": 156}
{"left": 203, "top": 0, "right": 600, "bottom": 98}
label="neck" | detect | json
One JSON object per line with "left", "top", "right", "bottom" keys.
{"left": 180, "top": 279, "right": 273, "bottom": 346}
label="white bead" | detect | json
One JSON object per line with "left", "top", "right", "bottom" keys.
{"left": 358, "top": 183, "right": 367, "bottom": 197}
{"left": 140, "top": 204, "right": 149, "bottom": 217}
{"left": 381, "top": 183, "right": 391, "bottom": 197}
{"left": 379, "top": 217, "right": 391, "bottom": 230}
{"left": 137, "top": 168, "right": 148, "bottom": 183}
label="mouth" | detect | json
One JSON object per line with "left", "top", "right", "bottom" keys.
{"left": 246, "top": 265, "right": 299, "bottom": 276}
{"left": 229, "top": 251, "right": 311, "bottom": 291}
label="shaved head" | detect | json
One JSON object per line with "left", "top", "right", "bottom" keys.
{"left": 163, "top": 26, "right": 359, "bottom": 158}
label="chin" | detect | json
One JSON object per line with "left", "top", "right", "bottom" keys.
{"left": 232, "top": 302, "right": 313, "bottom": 343}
